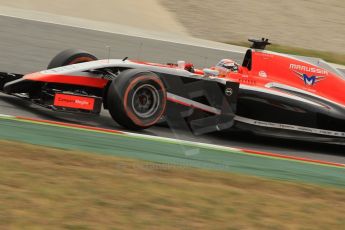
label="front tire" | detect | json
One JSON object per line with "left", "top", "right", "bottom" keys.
{"left": 48, "top": 49, "right": 98, "bottom": 69}
{"left": 107, "top": 69, "right": 167, "bottom": 130}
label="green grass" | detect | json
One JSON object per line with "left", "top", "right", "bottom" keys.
{"left": 0, "top": 140, "right": 344, "bottom": 229}
{"left": 231, "top": 41, "right": 345, "bottom": 66}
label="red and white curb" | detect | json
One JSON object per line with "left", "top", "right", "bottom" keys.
{"left": 0, "top": 113, "right": 344, "bottom": 168}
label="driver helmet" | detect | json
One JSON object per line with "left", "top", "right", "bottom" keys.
{"left": 215, "top": 59, "right": 239, "bottom": 74}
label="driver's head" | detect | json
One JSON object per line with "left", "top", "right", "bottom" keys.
{"left": 215, "top": 59, "right": 239, "bottom": 74}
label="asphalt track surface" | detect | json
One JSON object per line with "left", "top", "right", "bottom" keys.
{"left": 0, "top": 15, "right": 344, "bottom": 164}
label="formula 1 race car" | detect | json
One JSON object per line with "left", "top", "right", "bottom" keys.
{"left": 1, "top": 39, "right": 344, "bottom": 143}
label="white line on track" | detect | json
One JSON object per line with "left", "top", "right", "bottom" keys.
{"left": 0, "top": 113, "right": 15, "bottom": 118}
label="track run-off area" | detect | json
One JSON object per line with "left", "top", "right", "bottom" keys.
{"left": 0, "top": 114, "right": 344, "bottom": 187}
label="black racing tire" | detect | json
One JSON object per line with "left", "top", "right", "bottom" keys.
{"left": 47, "top": 49, "right": 98, "bottom": 69}
{"left": 107, "top": 69, "right": 167, "bottom": 130}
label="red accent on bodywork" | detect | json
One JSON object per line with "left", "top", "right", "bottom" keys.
{"left": 167, "top": 97, "right": 190, "bottom": 107}
{"left": 54, "top": 94, "right": 95, "bottom": 110}
{"left": 24, "top": 73, "right": 108, "bottom": 88}
{"left": 131, "top": 60, "right": 174, "bottom": 68}
{"left": 223, "top": 51, "right": 345, "bottom": 107}
{"left": 193, "top": 69, "right": 204, "bottom": 75}
{"left": 167, "top": 96, "right": 218, "bottom": 114}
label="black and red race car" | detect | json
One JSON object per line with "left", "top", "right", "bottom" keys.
{"left": 1, "top": 39, "right": 344, "bottom": 143}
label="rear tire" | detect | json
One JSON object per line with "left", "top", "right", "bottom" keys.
{"left": 107, "top": 69, "right": 167, "bottom": 130}
{"left": 48, "top": 49, "right": 98, "bottom": 69}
